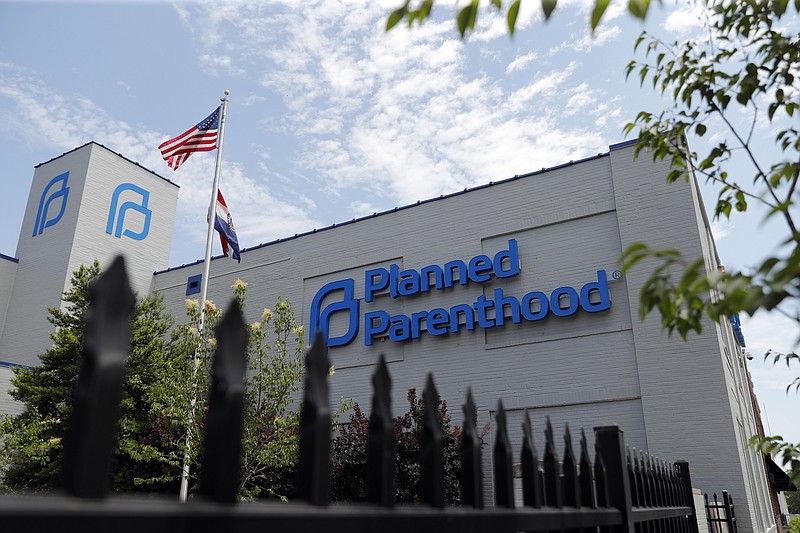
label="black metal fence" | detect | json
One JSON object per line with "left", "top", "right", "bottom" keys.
{"left": 705, "top": 491, "right": 738, "bottom": 533}
{"left": 0, "top": 257, "right": 702, "bottom": 533}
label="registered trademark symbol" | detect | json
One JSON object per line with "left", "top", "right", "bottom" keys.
{"left": 612, "top": 270, "right": 622, "bottom": 280}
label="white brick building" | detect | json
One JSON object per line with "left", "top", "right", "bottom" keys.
{"left": 0, "top": 140, "right": 779, "bottom": 532}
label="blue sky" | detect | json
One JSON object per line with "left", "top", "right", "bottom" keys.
{"left": 0, "top": 1, "right": 797, "bottom": 447}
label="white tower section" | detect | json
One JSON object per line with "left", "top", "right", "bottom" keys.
{"left": 0, "top": 142, "right": 179, "bottom": 367}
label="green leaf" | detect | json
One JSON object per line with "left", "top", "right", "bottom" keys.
{"left": 386, "top": 6, "right": 408, "bottom": 31}
{"left": 491, "top": 0, "right": 502, "bottom": 8}
{"left": 418, "top": 0, "right": 433, "bottom": 22}
{"left": 695, "top": 123, "right": 707, "bottom": 136}
{"left": 508, "top": 0, "right": 521, "bottom": 34}
{"left": 628, "top": 0, "right": 650, "bottom": 19}
{"left": 457, "top": 0, "right": 479, "bottom": 37}
{"left": 772, "top": 0, "right": 788, "bottom": 16}
{"left": 591, "top": 0, "right": 611, "bottom": 31}
{"left": 542, "top": 0, "right": 558, "bottom": 20}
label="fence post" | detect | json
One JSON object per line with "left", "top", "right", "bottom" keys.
{"left": 420, "top": 373, "right": 444, "bottom": 508}
{"left": 521, "top": 409, "right": 543, "bottom": 508}
{"left": 297, "top": 332, "right": 331, "bottom": 505}
{"left": 722, "top": 491, "right": 736, "bottom": 533}
{"left": 494, "top": 401, "right": 514, "bottom": 508}
{"left": 579, "top": 429, "right": 596, "bottom": 509}
{"left": 366, "top": 355, "right": 394, "bottom": 507}
{"left": 595, "top": 425, "right": 634, "bottom": 533}
{"left": 562, "top": 425, "right": 580, "bottom": 509}
{"left": 461, "top": 388, "right": 483, "bottom": 508}
{"left": 544, "top": 417, "right": 562, "bottom": 508}
{"left": 676, "top": 461, "right": 700, "bottom": 533}
{"left": 198, "top": 300, "right": 248, "bottom": 504}
{"left": 61, "top": 256, "right": 135, "bottom": 499}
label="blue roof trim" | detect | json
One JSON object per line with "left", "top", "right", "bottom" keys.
{"left": 154, "top": 149, "right": 613, "bottom": 275}
{"left": 0, "top": 360, "right": 29, "bottom": 369}
{"left": 35, "top": 141, "right": 179, "bottom": 189}
{"left": 0, "top": 252, "right": 18, "bottom": 263}
{"left": 609, "top": 138, "right": 638, "bottom": 150}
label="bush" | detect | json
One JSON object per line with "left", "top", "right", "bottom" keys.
{"left": 330, "top": 388, "right": 484, "bottom": 503}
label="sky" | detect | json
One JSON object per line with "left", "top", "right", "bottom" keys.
{"left": 0, "top": 1, "right": 797, "bottom": 448}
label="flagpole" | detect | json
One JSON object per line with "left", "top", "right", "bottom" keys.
{"left": 179, "top": 90, "right": 229, "bottom": 502}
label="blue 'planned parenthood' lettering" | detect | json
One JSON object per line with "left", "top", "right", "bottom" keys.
{"left": 364, "top": 239, "right": 521, "bottom": 302}
{"left": 308, "top": 239, "right": 612, "bottom": 348}
{"left": 363, "top": 270, "right": 610, "bottom": 346}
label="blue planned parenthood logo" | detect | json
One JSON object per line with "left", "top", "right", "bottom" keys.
{"left": 308, "top": 279, "right": 360, "bottom": 347}
{"left": 309, "top": 240, "right": 612, "bottom": 348}
{"left": 106, "top": 183, "right": 152, "bottom": 241}
{"left": 33, "top": 172, "right": 70, "bottom": 237}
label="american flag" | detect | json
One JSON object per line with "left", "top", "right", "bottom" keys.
{"left": 158, "top": 106, "right": 220, "bottom": 171}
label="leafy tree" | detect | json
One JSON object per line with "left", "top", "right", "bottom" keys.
{"left": 0, "top": 264, "right": 337, "bottom": 500}
{"left": 619, "top": 0, "right": 800, "bottom": 484}
{"left": 386, "top": 0, "right": 657, "bottom": 38}
{"left": 0, "top": 261, "right": 180, "bottom": 493}
{"left": 114, "top": 293, "right": 186, "bottom": 493}
{"left": 233, "top": 281, "right": 306, "bottom": 500}
{"left": 330, "top": 388, "right": 484, "bottom": 504}
{"left": 789, "top": 516, "right": 800, "bottom": 533}
{"left": 786, "top": 486, "right": 800, "bottom": 514}
{"left": 144, "top": 280, "right": 309, "bottom": 501}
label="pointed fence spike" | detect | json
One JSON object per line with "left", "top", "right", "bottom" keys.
{"left": 198, "top": 299, "right": 249, "bottom": 504}
{"left": 579, "top": 428, "right": 595, "bottom": 508}
{"left": 654, "top": 457, "right": 664, "bottom": 507}
{"left": 634, "top": 450, "right": 645, "bottom": 507}
{"left": 593, "top": 433, "right": 609, "bottom": 509}
{"left": 645, "top": 452, "right": 655, "bottom": 509}
{"left": 297, "top": 331, "right": 332, "bottom": 505}
{"left": 521, "top": 409, "right": 542, "bottom": 508}
{"left": 461, "top": 387, "right": 483, "bottom": 508}
{"left": 420, "top": 373, "right": 444, "bottom": 508}
{"left": 543, "top": 416, "right": 562, "bottom": 508}
{"left": 493, "top": 400, "right": 514, "bottom": 508}
{"left": 562, "top": 423, "right": 580, "bottom": 508}
{"left": 367, "top": 354, "right": 394, "bottom": 507}
{"left": 629, "top": 447, "right": 640, "bottom": 507}
{"left": 61, "top": 256, "right": 135, "bottom": 499}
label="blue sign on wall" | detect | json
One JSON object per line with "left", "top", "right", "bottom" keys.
{"left": 309, "top": 239, "right": 612, "bottom": 348}
{"left": 106, "top": 183, "right": 152, "bottom": 241}
{"left": 33, "top": 172, "right": 70, "bottom": 237}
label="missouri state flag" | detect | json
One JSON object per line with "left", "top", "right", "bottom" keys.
{"left": 159, "top": 106, "right": 220, "bottom": 171}
{"left": 213, "top": 189, "right": 241, "bottom": 262}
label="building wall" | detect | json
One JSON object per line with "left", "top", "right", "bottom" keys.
{"left": 151, "top": 141, "right": 773, "bottom": 531}
{"left": 0, "top": 365, "right": 23, "bottom": 416}
{"left": 0, "top": 254, "right": 18, "bottom": 343}
{"left": 0, "top": 143, "right": 179, "bottom": 367}
{"left": 0, "top": 146, "right": 92, "bottom": 367}
{"left": 0, "top": 140, "right": 774, "bottom": 532}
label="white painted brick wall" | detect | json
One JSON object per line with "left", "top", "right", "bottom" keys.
{"left": 151, "top": 143, "right": 772, "bottom": 532}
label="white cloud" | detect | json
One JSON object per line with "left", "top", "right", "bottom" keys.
{"left": 510, "top": 61, "right": 578, "bottom": 108}
{"left": 173, "top": 2, "right": 616, "bottom": 214}
{"left": 198, "top": 54, "right": 246, "bottom": 77}
{"left": 549, "top": 23, "right": 621, "bottom": 55}
{"left": 506, "top": 51, "right": 539, "bottom": 75}
{"left": 711, "top": 219, "right": 731, "bottom": 241}
{"left": 663, "top": 4, "right": 706, "bottom": 34}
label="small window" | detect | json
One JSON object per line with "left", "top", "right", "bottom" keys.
{"left": 186, "top": 274, "right": 202, "bottom": 296}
